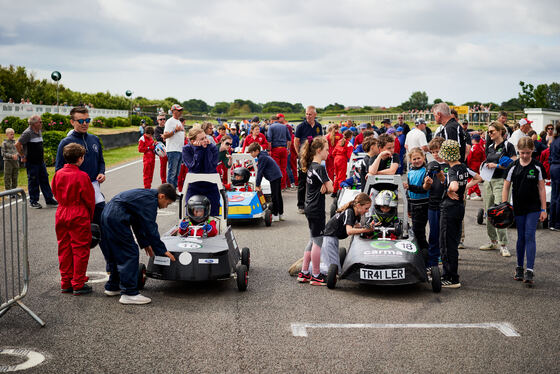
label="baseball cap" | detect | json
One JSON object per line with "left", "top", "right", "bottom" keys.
{"left": 349, "top": 126, "right": 357, "bottom": 132}
{"left": 396, "top": 126, "right": 404, "bottom": 132}
{"left": 386, "top": 128, "right": 396, "bottom": 134}
{"left": 230, "top": 124, "right": 237, "bottom": 129}
{"left": 277, "top": 113, "right": 285, "bottom": 118}
{"left": 381, "top": 118, "right": 391, "bottom": 124}
{"left": 251, "top": 116, "right": 260, "bottom": 123}
{"left": 171, "top": 104, "right": 183, "bottom": 111}
{"left": 462, "top": 119, "right": 469, "bottom": 124}
{"left": 415, "top": 117, "right": 426, "bottom": 125}
{"left": 471, "top": 133, "right": 481, "bottom": 141}
{"left": 359, "top": 123, "right": 368, "bottom": 129}
{"left": 518, "top": 118, "right": 533, "bottom": 126}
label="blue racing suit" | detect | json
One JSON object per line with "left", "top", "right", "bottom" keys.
{"left": 100, "top": 189, "right": 167, "bottom": 295}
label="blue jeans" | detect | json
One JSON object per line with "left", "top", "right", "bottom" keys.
{"left": 550, "top": 164, "right": 560, "bottom": 229}
{"left": 166, "top": 151, "right": 182, "bottom": 189}
{"left": 515, "top": 211, "right": 539, "bottom": 270}
{"left": 286, "top": 152, "right": 295, "bottom": 184}
{"left": 26, "top": 162, "right": 54, "bottom": 204}
{"left": 427, "top": 208, "right": 441, "bottom": 267}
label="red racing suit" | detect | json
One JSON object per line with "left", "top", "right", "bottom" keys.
{"left": 138, "top": 135, "right": 156, "bottom": 189}
{"left": 326, "top": 132, "right": 343, "bottom": 182}
{"left": 332, "top": 138, "right": 353, "bottom": 193}
{"left": 466, "top": 142, "right": 486, "bottom": 196}
{"left": 51, "top": 164, "right": 95, "bottom": 289}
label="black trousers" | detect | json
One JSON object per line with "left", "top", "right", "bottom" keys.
{"left": 297, "top": 168, "right": 306, "bottom": 209}
{"left": 440, "top": 203, "right": 465, "bottom": 282}
{"left": 270, "top": 178, "right": 283, "bottom": 215}
{"left": 410, "top": 201, "right": 429, "bottom": 258}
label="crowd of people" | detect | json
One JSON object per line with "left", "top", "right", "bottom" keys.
{"left": 2, "top": 103, "right": 559, "bottom": 303}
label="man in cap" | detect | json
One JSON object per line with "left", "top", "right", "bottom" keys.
{"left": 162, "top": 104, "right": 185, "bottom": 189}
{"left": 509, "top": 118, "right": 532, "bottom": 153}
{"left": 379, "top": 118, "right": 395, "bottom": 134}
{"left": 353, "top": 123, "right": 371, "bottom": 147}
{"left": 460, "top": 119, "right": 472, "bottom": 155}
{"left": 405, "top": 118, "right": 429, "bottom": 154}
{"left": 229, "top": 122, "right": 240, "bottom": 149}
{"left": 396, "top": 115, "right": 411, "bottom": 135}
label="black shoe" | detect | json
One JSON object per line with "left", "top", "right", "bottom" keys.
{"left": 61, "top": 286, "right": 73, "bottom": 294}
{"left": 46, "top": 199, "right": 58, "bottom": 207}
{"left": 310, "top": 273, "right": 327, "bottom": 286}
{"left": 523, "top": 270, "right": 534, "bottom": 284}
{"left": 441, "top": 278, "right": 461, "bottom": 288}
{"left": 514, "top": 266, "right": 524, "bottom": 281}
{"left": 330, "top": 193, "right": 337, "bottom": 198}
{"left": 30, "top": 202, "right": 42, "bottom": 209}
{"left": 73, "top": 284, "right": 92, "bottom": 295}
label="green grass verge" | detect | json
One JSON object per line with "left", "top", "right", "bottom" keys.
{"left": 1, "top": 144, "right": 141, "bottom": 192}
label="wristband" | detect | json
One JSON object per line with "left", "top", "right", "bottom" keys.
{"left": 541, "top": 209, "right": 546, "bottom": 212}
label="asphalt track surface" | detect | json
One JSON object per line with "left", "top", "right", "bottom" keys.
{"left": 1, "top": 159, "right": 559, "bottom": 373}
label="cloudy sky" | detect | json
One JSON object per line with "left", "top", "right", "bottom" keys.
{"left": 1, "top": 0, "right": 559, "bottom": 107}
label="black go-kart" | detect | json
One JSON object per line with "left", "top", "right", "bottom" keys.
{"left": 141, "top": 173, "right": 250, "bottom": 291}
{"left": 327, "top": 175, "right": 441, "bottom": 293}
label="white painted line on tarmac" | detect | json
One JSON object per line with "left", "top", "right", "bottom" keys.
{"left": 86, "top": 271, "right": 109, "bottom": 284}
{"left": 0, "top": 348, "right": 46, "bottom": 371}
{"left": 291, "top": 322, "right": 520, "bottom": 338}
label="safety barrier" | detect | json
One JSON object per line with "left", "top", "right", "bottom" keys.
{"left": 0, "top": 103, "right": 128, "bottom": 121}
{"left": 0, "top": 189, "right": 45, "bottom": 327}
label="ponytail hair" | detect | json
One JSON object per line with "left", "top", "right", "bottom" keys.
{"left": 300, "top": 136, "right": 327, "bottom": 173}
{"left": 336, "top": 192, "right": 371, "bottom": 213}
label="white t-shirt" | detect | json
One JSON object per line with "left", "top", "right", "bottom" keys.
{"left": 404, "top": 127, "right": 428, "bottom": 151}
{"left": 164, "top": 117, "right": 185, "bottom": 152}
{"left": 508, "top": 129, "right": 528, "bottom": 152}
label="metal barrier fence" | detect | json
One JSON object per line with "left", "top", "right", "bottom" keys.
{"left": 0, "top": 189, "right": 45, "bottom": 327}
{"left": 0, "top": 103, "right": 128, "bottom": 121}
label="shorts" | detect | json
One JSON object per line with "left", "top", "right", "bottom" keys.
{"left": 306, "top": 214, "right": 325, "bottom": 238}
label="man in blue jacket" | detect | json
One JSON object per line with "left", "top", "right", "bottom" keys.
{"left": 55, "top": 106, "right": 106, "bottom": 224}
{"left": 101, "top": 184, "right": 177, "bottom": 305}
{"left": 248, "top": 142, "right": 284, "bottom": 222}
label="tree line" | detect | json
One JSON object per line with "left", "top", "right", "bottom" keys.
{"left": 1, "top": 65, "right": 558, "bottom": 115}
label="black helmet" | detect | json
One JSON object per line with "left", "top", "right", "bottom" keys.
{"left": 187, "top": 195, "right": 211, "bottom": 225}
{"left": 90, "top": 223, "right": 101, "bottom": 248}
{"left": 232, "top": 167, "right": 250, "bottom": 186}
{"left": 487, "top": 202, "right": 514, "bottom": 229}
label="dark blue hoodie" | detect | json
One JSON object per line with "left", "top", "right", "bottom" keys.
{"left": 255, "top": 150, "right": 282, "bottom": 187}
{"left": 55, "top": 131, "right": 105, "bottom": 182}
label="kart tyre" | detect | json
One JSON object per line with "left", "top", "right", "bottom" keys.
{"left": 477, "top": 208, "right": 484, "bottom": 225}
{"left": 236, "top": 264, "right": 248, "bottom": 292}
{"left": 138, "top": 263, "right": 147, "bottom": 290}
{"left": 430, "top": 266, "right": 441, "bottom": 293}
{"left": 327, "top": 264, "right": 338, "bottom": 289}
{"left": 339, "top": 247, "right": 347, "bottom": 266}
{"left": 241, "top": 247, "right": 251, "bottom": 270}
{"left": 264, "top": 209, "right": 272, "bottom": 227}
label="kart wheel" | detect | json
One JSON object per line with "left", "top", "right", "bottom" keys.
{"left": 327, "top": 264, "right": 338, "bottom": 289}
{"left": 236, "top": 264, "right": 248, "bottom": 292}
{"left": 264, "top": 209, "right": 272, "bottom": 227}
{"left": 241, "top": 247, "right": 250, "bottom": 271}
{"left": 138, "top": 263, "right": 147, "bottom": 290}
{"left": 329, "top": 201, "right": 337, "bottom": 218}
{"left": 430, "top": 266, "right": 441, "bottom": 293}
{"left": 477, "top": 208, "right": 485, "bottom": 225}
{"left": 339, "top": 247, "right": 347, "bottom": 266}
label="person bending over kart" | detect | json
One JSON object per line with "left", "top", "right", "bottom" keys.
{"left": 177, "top": 195, "right": 218, "bottom": 238}
{"left": 100, "top": 184, "right": 177, "bottom": 305}
{"left": 364, "top": 190, "right": 402, "bottom": 240}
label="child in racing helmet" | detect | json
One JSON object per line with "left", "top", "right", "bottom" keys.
{"left": 229, "top": 167, "right": 253, "bottom": 192}
{"left": 367, "top": 189, "right": 401, "bottom": 240}
{"left": 178, "top": 195, "right": 218, "bottom": 237}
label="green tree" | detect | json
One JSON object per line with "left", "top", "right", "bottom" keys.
{"left": 547, "top": 82, "right": 560, "bottom": 109}
{"left": 400, "top": 91, "right": 429, "bottom": 110}
{"left": 518, "top": 81, "right": 536, "bottom": 108}
{"left": 534, "top": 84, "right": 550, "bottom": 108}
{"left": 213, "top": 102, "right": 229, "bottom": 114}
{"left": 181, "top": 99, "right": 209, "bottom": 114}
{"left": 323, "top": 103, "right": 345, "bottom": 112}
{"left": 501, "top": 98, "right": 523, "bottom": 111}
{"left": 433, "top": 98, "right": 443, "bottom": 104}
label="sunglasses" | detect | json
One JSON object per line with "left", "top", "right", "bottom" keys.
{"left": 488, "top": 130, "right": 496, "bottom": 134}
{"left": 546, "top": 127, "right": 553, "bottom": 131}
{"left": 74, "top": 118, "right": 91, "bottom": 124}
{"left": 158, "top": 118, "right": 166, "bottom": 121}
{"left": 224, "top": 142, "right": 232, "bottom": 146}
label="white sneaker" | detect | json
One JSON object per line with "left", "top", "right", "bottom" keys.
{"left": 471, "top": 195, "right": 483, "bottom": 201}
{"left": 104, "top": 289, "right": 120, "bottom": 297}
{"left": 298, "top": 209, "right": 305, "bottom": 214}
{"left": 466, "top": 194, "right": 471, "bottom": 200}
{"left": 279, "top": 214, "right": 285, "bottom": 221}
{"left": 119, "top": 294, "right": 151, "bottom": 305}
{"left": 479, "top": 242, "right": 498, "bottom": 250}
{"left": 272, "top": 215, "right": 280, "bottom": 222}
{"left": 500, "top": 246, "right": 511, "bottom": 257}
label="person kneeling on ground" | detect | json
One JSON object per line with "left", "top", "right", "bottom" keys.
{"left": 177, "top": 195, "right": 218, "bottom": 237}
{"left": 100, "top": 184, "right": 177, "bottom": 305}
{"left": 248, "top": 142, "right": 284, "bottom": 222}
